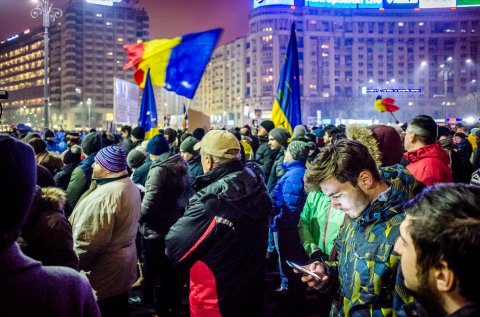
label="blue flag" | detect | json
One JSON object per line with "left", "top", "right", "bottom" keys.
{"left": 138, "top": 69, "right": 158, "bottom": 140}
{"left": 271, "top": 23, "right": 302, "bottom": 135}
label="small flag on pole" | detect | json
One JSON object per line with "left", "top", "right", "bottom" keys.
{"left": 182, "top": 104, "right": 188, "bottom": 130}
{"left": 138, "top": 69, "right": 158, "bottom": 140}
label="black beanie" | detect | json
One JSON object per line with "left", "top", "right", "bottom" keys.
{"left": 63, "top": 145, "right": 82, "bottom": 165}
{"left": 192, "top": 128, "right": 206, "bottom": 141}
{"left": 132, "top": 127, "right": 146, "bottom": 140}
{"left": 45, "top": 130, "right": 55, "bottom": 139}
{"left": 260, "top": 120, "right": 275, "bottom": 133}
{"left": 0, "top": 134, "right": 37, "bottom": 247}
{"left": 81, "top": 133, "right": 102, "bottom": 156}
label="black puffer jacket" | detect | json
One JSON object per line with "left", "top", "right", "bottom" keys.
{"left": 165, "top": 159, "right": 272, "bottom": 317}
{"left": 18, "top": 186, "right": 78, "bottom": 270}
{"left": 140, "top": 153, "right": 193, "bottom": 240}
{"left": 267, "top": 146, "right": 286, "bottom": 193}
{"left": 255, "top": 137, "right": 276, "bottom": 181}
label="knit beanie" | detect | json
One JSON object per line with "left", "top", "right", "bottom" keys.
{"left": 131, "top": 127, "right": 146, "bottom": 140}
{"left": 81, "top": 133, "right": 102, "bottom": 156}
{"left": 147, "top": 134, "right": 169, "bottom": 155}
{"left": 293, "top": 125, "right": 306, "bottom": 139}
{"left": 260, "top": 120, "right": 275, "bottom": 133}
{"left": 269, "top": 128, "right": 290, "bottom": 145}
{"left": 45, "top": 130, "right": 55, "bottom": 139}
{"left": 0, "top": 134, "right": 37, "bottom": 246}
{"left": 127, "top": 148, "right": 147, "bottom": 169}
{"left": 180, "top": 136, "right": 199, "bottom": 154}
{"left": 287, "top": 141, "right": 310, "bottom": 161}
{"left": 63, "top": 144, "right": 82, "bottom": 165}
{"left": 192, "top": 128, "right": 206, "bottom": 141}
{"left": 471, "top": 128, "right": 480, "bottom": 137}
{"left": 94, "top": 145, "right": 127, "bottom": 173}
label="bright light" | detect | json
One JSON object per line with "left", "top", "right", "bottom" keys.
{"left": 466, "top": 59, "right": 472, "bottom": 64}
{"left": 440, "top": 64, "right": 445, "bottom": 68}
{"left": 447, "top": 57, "right": 453, "bottom": 62}
{"left": 472, "top": 79, "right": 477, "bottom": 83}
{"left": 391, "top": 78, "right": 396, "bottom": 83}
{"left": 421, "top": 61, "right": 427, "bottom": 67}
{"left": 408, "top": 101, "right": 413, "bottom": 106}
{"left": 368, "top": 79, "right": 374, "bottom": 83}
{"left": 31, "top": 0, "right": 38, "bottom": 3}
{"left": 465, "top": 116, "right": 475, "bottom": 124}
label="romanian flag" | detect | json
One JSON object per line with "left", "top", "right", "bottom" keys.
{"left": 138, "top": 70, "right": 158, "bottom": 140}
{"left": 182, "top": 104, "right": 188, "bottom": 130}
{"left": 271, "top": 23, "right": 302, "bottom": 135}
{"left": 123, "top": 29, "right": 222, "bottom": 99}
{"left": 374, "top": 95, "right": 400, "bottom": 113}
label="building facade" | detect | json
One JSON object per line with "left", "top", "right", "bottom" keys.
{"left": 0, "top": 0, "right": 148, "bottom": 130}
{"left": 195, "top": 2, "right": 480, "bottom": 126}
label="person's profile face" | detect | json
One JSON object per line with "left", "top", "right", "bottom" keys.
{"left": 268, "top": 136, "right": 281, "bottom": 150}
{"left": 320, "top": 178, "right": 370, "bottom": 219}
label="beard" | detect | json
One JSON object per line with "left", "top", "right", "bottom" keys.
{"left": 407, "top": 271, "right": 447, "bottom": 317}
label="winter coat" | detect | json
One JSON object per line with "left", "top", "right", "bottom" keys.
{"left": 69, "top": 173, "right": 141, "bottom": 300}
{"left": 271, "top": 160, "right": 307, "bottom": 232}
{"left": 131, "top": 158, "right": 152, "bottom": 187}
{"left": 323, "top": 165, "right": 423, "bottom": 317}
{"left": 165, "top": 159, "right": 272, "bottom": 317}
{"left": 54, "top": 162, "right": 80, "bottom": 191}
{"left": 267, "top": 147, "right": 286, "bottom": 193}
{"left": 452, "top": 139, "right": 474, "bottom": 183}
{"left": 0, "top": 243, "right": 100, "bottom": 317}
{"left": 140, "top": 153, "right": 192, "bottom": 240}
{"left": 255, "top": 137, "right": 276, "bottom": 180}
{"left": 298, "top": 191, "right": 345, "bottom": 256}
{"left": 186, "top": 154, "right": 203, "bottom": 185}
{"left": 65, "top": 153, "right": 96, "bottom": 216}
{"left": 45, "top": 139, "right": 62, "bottom": 154}
{"left": 123, "top": 138, "right": 142, "bottom": 154}
{"left": 18, "top": 187, "right": 78, "bottom": 270}
{"left": 404, "top": 142, "right": 453, "bottom": 186}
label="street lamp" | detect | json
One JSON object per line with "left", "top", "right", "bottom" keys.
{"left": 86, "top": 98, "right": 92, "bottom": 128}
{"left": 441, "top": 58, "right": 454, "bottom": 119}
{"left": 31, "top": 0, "right": 62, "bottom": 132}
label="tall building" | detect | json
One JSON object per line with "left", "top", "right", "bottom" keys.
{"left": 196, "top": 1, "right": 480, "bottom": 126}
{"left": 0, "top": 28, "right": 45, "bottom": 127}
{"left": 0, "top": 0, "right": 149, "bottom": 130}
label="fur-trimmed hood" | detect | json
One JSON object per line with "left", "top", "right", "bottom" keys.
{"left": 27, "top": 186, "right": 66, "bottom": 223}
{"left": 346, "top": 124, "right": 382, "bottom": 167}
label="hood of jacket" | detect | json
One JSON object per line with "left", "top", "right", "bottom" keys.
{"left": 358, "top": 165, "right": 423, "bottom": 226}
{"left": 23, "top": 186, "right": 66, "bottom": 230}
{"left": 404, "top": 142, "right": 450, "bottom": 165}
{"left": 194, "top": 159, "right": 267, "bottom": 207}
{"left": 151, "top": 153, "right": 187, "bottom": 177}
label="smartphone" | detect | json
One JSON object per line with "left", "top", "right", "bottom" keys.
{"left": 286, "top": 260, "right": 322, "bottom": 280}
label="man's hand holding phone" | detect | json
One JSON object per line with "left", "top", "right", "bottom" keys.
{"left": 288, "top": 260, "right": 329, "bottom": 290}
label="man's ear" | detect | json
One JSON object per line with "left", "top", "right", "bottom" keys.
{"left": 434, "top": 260, "right": 456, "bottom": 292}
{"left": 358, "top": 170, "right": 374, "bottom": 190}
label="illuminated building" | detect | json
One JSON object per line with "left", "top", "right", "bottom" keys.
{"left": 196, "top": 0, "right": 480, "bottom": 125}
{"left": 0, "top": 0, "right": 148, "bottom": 130}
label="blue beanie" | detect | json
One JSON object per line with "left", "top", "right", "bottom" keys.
{"left": 147, "top": 134, "right": 169, "bottom": 155}
{"left": 94, "top": 146, "right": 127, "bottom": 173}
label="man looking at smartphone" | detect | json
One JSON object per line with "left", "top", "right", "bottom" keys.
{"left": 300, "top": 139, "right": 423, "bottom": 316}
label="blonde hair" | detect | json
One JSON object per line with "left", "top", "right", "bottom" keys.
{"left": 346, "top": 124, "right": 382, "bottom": 167}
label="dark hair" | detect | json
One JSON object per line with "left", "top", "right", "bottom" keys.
{"left": 404, "top": 184, "right": 480, "bottom": 303}
{"left": 28, "top": 137, "right": 47, "bottom": 154}
{"left": 408, "top": 115, "right": 437, "bottom": 145}
{"left": 454, "top": 132, "right": 467, "bottom": 140}
{"left": 164, "top": 128, "right": 177, "bottom": 143}
{"left": 120, "top": 125, "right": 132, "bottom": 136}
{"left": 324, "top": 127, "right": 346, "bottom": 143}
{"left": 304, "top": 139, "right": 381, "bottom": 192}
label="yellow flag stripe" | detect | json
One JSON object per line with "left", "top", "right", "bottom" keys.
{"left": 271, "top": 99, "right": 293, "bottom": 135}
{"left": 144, "top": 127, "right": 159, "bottom": 141}
{"left": 138, "top": 37, "right": 182, "bottom": 89}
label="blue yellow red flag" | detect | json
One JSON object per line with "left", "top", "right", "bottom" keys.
{"left": 123, "top": 29, "right": 222, "bottom": 99}
{"left": 182, "top": 104, "right": 188, "bottom": 130}
{"left": 138, "top": 69, "right": 158, "bottom": 140}
{"left": 271, "top": 23, "right": 302, "bottom": 135}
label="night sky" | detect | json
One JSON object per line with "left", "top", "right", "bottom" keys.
{"left": 0, "top": 0, "right": 251, "bottom": 45}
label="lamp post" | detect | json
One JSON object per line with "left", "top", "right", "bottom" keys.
{"left": 440, "top": 57, "right": 454, "bottom": 120}
{"left": 86, "top": 98, "right": 92, "bottom": 128}
{"left": 31, "top": 0, "right": 62, "bottom": 132}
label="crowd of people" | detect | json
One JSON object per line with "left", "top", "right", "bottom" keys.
{"left": 1, "top": 114, "right": 480, "bottom": 317}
